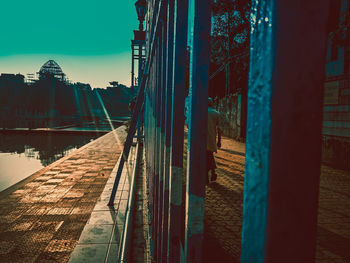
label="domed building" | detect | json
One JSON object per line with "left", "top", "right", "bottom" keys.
{"left": 38, "top": 60, "right": 66, "bottom": 82}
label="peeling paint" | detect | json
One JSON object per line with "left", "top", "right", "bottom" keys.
{"left": 170, "top": 166, "right": 183, "bottom": 206}
{"left": 187, "top": 194, "right": 204, "bottom": 236}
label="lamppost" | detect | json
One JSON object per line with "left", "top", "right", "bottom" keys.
{"left": 131, "top": 0, "right": 147, "bottom": 142}
{"left": 131, "top": 0, "right": 147, "bottom": 92}
{"left": 135, "top": 0, "right": 147, "bottom": 31}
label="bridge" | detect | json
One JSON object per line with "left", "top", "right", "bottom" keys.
{"left": 0, "top": 0, "right": 350, "bottom": 263}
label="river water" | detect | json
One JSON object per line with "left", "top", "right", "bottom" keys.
{"left": 0, "top": 131, "right": 101, "bottom": 192}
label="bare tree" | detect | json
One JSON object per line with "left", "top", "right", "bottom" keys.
{"left": 210, "top": 0, "right": 251, "bottom": 97}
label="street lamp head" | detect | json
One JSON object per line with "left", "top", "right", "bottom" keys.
{"left": 135, "top": 0, "right": 147, "bottom": 31}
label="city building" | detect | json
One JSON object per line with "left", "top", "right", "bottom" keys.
{"left": 38, "top": 59, "right": 66, "bottom": 82}
{"left": 0, "top": 60, "right": 134, "bottom": 129}
{"left": 0, "top": 73, "right": 25, "bottom": 85}
{"left": 323, "top": 0, "right": 350, "bottom": 169}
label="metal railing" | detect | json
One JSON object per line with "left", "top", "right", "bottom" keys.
{"left": 108, "top": 0, "right": 331, "bottom": 262}
{"left": 109, "top": 0, "right": 211, "bottom": 261}
{"left": 142, "top": 0, "right": 211, "bottom": 262}
{"left": 119, "top": 140, "right": 140, "bottom": 262}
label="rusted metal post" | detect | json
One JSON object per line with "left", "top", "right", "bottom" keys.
{"left": 185, "top": 0, "right": 211, "bottom": 262}
{"left": 241, "top": 1, "right": 330, "bottom": 262}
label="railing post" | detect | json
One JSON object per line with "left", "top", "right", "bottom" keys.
{"left": 149, "top": 64, "right": 156, "bottom": 256}
{"left": 157, "top": 17, "right": 167, "bottom": 262}
{"left": 241, "top": 1, "right": 330, "bottom": 262}
{"left": 185, "top": 0, "right": 211, "bottom": 262}
{"left": 153, "top": 37, "right": 161, "bottom": 259}
{"left": 162, "top": 0, "right": 175, "bottom": 262}
{"left": 168, "top": 0, "right": 188, "bottom": 261}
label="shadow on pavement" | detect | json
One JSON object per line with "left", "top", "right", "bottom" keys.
{"left": 203, "top": 230, "right": 239, "bottom": 263}
{"left": 219, "top": 148, "right": 245, "bottom": 157}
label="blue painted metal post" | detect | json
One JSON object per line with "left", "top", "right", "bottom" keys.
{"left": 157, "top": 19, "right": 167, "bottom": 261}
{"left": 161, "top": 0, "right": 174, "bottom": 262}
{"left": 168, "top": 0, "right": 188, "bottom": 261}
{"left": 153, "top": 39, "right": 161, "bottom": 259}
{"left": 149, "top": 63, "right": 156, "bottom": 255}
{"left": 143, "top": 10, "right": 170, "bottom": 259}
{"left": 144, "top": 70, "right": 153, "bottom": 253}
{"left": 241, "top": 1, "right": 330, "bottom": 262}
{"left": 185, "top": 0, "right": 211, "bottom": 262}
{"left": 146, "top": 58, "right": 153, "bottom": 256}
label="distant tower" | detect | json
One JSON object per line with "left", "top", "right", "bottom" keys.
{"left": 26, "top": 73, "right": 36, "bottom": 83}
{"left": 38, "top": 60, "right": 66, "bottom": 82}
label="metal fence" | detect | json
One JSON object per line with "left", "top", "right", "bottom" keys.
{"left": 110, "top": 0, "right": 331, "bottom": 262}
{"left": 142, "top": 0, "right": 210, "bottom": 262}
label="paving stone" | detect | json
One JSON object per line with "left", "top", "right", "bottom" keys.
{"left": 78, "top": 224, "right": 114, "bottom": 244}
{"left": 202, "top": 136, "right": 350, "bottom": 263}
{"left": 45, "top": 239, "right": 78, "bottom": 253}
{"left": 68, "top": 244, "right": 108, "bottom": 263}
{"left": 36, "top": 251, "right": 72, "bottom": 263}
{"left": 0, "top": 240, "right": 16, "bottom": 254}
{"left": 87, "top": 210, "right": 116, "bottom": 225}
{"left": 105, "top": 243, "right": 119, "bottom": 263}
{"left": 0, "top": 127, "right": 127, "bottom": 262}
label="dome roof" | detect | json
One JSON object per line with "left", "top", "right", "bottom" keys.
{"left": 39, "top": 60, "right": 65, "bottom": 78}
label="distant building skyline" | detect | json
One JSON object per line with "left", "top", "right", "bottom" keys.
{"left": 0, "top": 54, "right": 132, "bottom": 89}
{"left": 0, "top": 0, "right": 139, "bottom": 89}
{"left": 0, "top": 68, "right": 135, "bottom": 130}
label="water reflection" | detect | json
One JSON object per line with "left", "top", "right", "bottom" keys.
{"left": 0, "top": 131, "right": 101, "bottom": 191}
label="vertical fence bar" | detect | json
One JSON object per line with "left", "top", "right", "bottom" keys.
{"left": 157, "top": 18, "right": 167, "bottom": 261}
{"left": 144, "top": 9, "right": 171, "bottom": 260}
{"left": 185, "top": 0, "right": 211, "bottom": 262}
{"left": 146, "top": 61, "right": 155, "bottom": 256}
{"left": 154, "top": 37, "right": 161, "bottom": 259}
{"left": 155, "top": 31, "right": 161, "bottom": 261}
{"left": 241, "top": 1, "right": 330, "bottom": 262}
{"left": 162, "top": 0, "right": 174, "bottom": 262}
{"left": 150, "top": 61, "right": 156, "bottom": 256}
{"left": 149, "top": 49, "right": 155, "bottom": 258}
{"left": 168, "top": 0, "right": 188, "bottom": 261}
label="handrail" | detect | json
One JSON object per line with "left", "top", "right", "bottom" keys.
{"left": 118, "top": 140, "right": 140, "bottom": 263}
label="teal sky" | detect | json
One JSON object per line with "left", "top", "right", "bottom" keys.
{"left": 0, "top": 0, "right": 139, "bottom": 88}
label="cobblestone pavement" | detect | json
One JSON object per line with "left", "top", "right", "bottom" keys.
{"left": 203, "top": 136, "right": 350, "bottom": 263}
{"left": 0, "top": 127, "right": 126, "bottom": 263}
{"left": 204, "top": 137, "right": 245, "bottom": 263}
{"left": 316, "top": 165, "right": 350, "bottom": 263}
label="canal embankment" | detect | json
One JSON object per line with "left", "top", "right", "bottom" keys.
{"left": 0, "top": 129, "right": 106, "bottom": 192}
{"left": 0, "top": 126, "right": 128, "bottom": 262}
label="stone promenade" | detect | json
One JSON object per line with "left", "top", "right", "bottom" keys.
{"left": 1, "top": 129, "right": 349, "bottom": 263}
{"left": 0, "top": 127, "right": 126, "bottom": 263}
{"left": 203, "top": 136, "right": 350, "bottom": 263}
